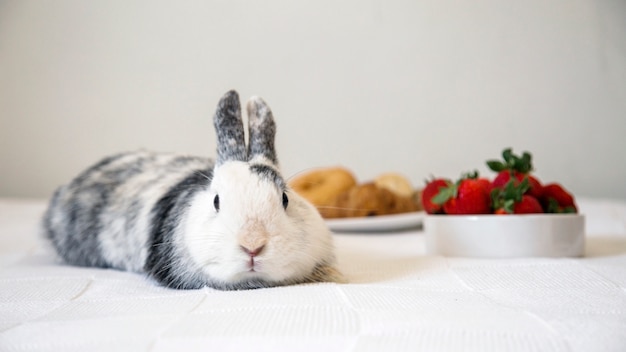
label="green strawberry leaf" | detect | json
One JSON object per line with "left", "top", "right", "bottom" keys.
{"left": 492, "top": 185, "right": 515, "bottom": 213}
{"left": 562, "top": 206, "right": 577, "bottom": 214}
{"left": 461, "top": 170, "right": 479, "bottom": 179}
{"left": 492, "top": 148, "right": 534, "bottom": 173}
{"left": 431, "top": 186, "right": 456, "bottom": 205}
{"left": 486, "top": 160, "right": 505, "bottom": 172}
{"left": 492, "top": 178, "right": 530, "bottom": 213}
{"left": 503, "top": 199, "right": 515, "bottom": 213}
{"left": 423, "top": 174, "right": 436, "bottom": 185}
{"left": 502, "top": 179, "right": 523, "bottom": 201}
{"left": 502, "top": 148, "right": 514, "bottom": 165}
{"left": 518, "top": 152, "right": 533, "bottom": 173}
{"left": 490, "top": 188, "right": 500, "bottom": 209}
{"left": 546, "top": 198, "right": 560, "bottom": 213}
{"left": 517, "top": 177, "right": 530, "bottom": 195}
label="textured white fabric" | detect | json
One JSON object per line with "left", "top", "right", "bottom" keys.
{"left": 0, "top": 197, "right": 625, "bottom": 351}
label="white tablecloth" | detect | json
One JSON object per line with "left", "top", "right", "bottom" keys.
{"left": 1, "top": 198, "right": 625, "bottom": 351}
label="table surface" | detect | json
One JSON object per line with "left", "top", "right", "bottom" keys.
{"left": 1, "top": 197, "right": 625, "bottom": 352}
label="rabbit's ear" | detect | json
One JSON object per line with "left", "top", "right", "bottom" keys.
{"left": 246, "top": 96, "right": 278, "bottom": 166}
{"left": 214, "top": 90, "right": 247, "bottom": 165}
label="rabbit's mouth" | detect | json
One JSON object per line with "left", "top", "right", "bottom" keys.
{"left": 247, "top": 257, "right": 258, "bottom": 272}
{"left": 232, "top": 268, "right": 272, "bottom": 284}
{"left": 240, "top": 244, "right": 266, "bottom": 272}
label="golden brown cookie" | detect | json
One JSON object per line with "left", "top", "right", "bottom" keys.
{"left": 322, "top": 183, "right": 419, "bottom": 218}
{"left": 374, "top": 173, "right": 414, "bottom": 198}
{"left": 289, "top": 167, "right": 357, "bottom": 207}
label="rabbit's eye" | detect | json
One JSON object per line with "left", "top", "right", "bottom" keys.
{"left": 213, "top": 194, "right": 220, "bottom": 212}
{"left": 282, "top": 192, "right": 289, "bottom": 209}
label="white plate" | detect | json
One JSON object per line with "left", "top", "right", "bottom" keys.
{"left": 424, "top": 214, "right": 585, "bottom": 257}
{"left": 325, "top": 211, "right": 425, "bottom": 232}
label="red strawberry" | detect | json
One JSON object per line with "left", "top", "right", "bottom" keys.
{"left": 491, "top": 170, "right": 514, "bottom": 189}
{"left": 487, "top": 148, "right": 543, "bottom": 198}
{"left": 443, "top": 179, "right": 491, "bottom": 214}
{"left": 523, "top": 174, "right": 543, "bottom": 199}
{"left": 541, "top": 183, "right": 577, "bottom": 213}
{"left": 421, "top": 178, "right": 452, "bottom": 214}
{"left": 513, "top": 195, "right": 544, "bottom": 214}
{"left": 432, "top": 172, "right": 491, "bottom": 215}
{"left": 476, "top": 177, "right": 492, "bottom": 191}
{"left": 492, "top": 171, "right": 543, "bottom": 199}
{"left": 492, "top": 178, "right": 544, "bottom": 214}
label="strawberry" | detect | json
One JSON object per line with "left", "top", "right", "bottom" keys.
{"left": 476, "top": 176, "right": 492, "bottom": 191}
{"left": 492, "top": 171, "right": 543, "bottom": 199}
{"left": 432, "top": 172, "right": 491, "bottom": 215}
{"left": 513, "top": 195, "right": 544, "bottom": 214}
{"left": 541, "top": 183, "right": 577, "bottom": 213}
{"left": 492, "top": 178, "right": 543, "bottom": 214}
{"left": 421, "top": 178, "right": 452, "bottom": 214}
{"left": 487, "top": 148, "right": 543, "bottom": 198}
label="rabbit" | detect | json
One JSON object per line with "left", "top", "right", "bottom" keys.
{"left": 42, "top": 90, "right": 343, "bottom": 290}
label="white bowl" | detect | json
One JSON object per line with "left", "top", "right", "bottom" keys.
{"left": 424, "top": 214, "right": 585, "bottom": 258}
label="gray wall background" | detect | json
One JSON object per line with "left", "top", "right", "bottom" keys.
{"left": 1, "top": 0, "right": 625, "bottom": 200}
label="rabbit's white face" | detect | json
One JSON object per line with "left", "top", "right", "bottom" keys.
{"left": 183, "top": 161, "right": 334, "bottom": 287}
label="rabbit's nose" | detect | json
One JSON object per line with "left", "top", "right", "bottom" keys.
{"left": 240, "top": 245, "right": 265, "bottom": 257}
{"left": 239, "top": 219, "right": 269, "bottom": 256}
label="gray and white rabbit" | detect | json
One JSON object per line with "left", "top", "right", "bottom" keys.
{"left": 43, "top": 90, "right": 343, "bottom": 290}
